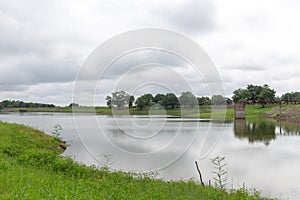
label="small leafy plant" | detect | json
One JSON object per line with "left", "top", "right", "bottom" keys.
{"left": 52, "top": 124, "right": 63, "bottom": 141}
{"left": 101, "top": 153, "right": 113, "bottom": 170}
{"left": 211, "top": 156, "right": 228, "bottom": 190}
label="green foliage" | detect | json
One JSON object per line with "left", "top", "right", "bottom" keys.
{"left": 179, "top": 91, "right": 198, "bottom": 108}
{"left": 281, "top": 91, "right": 300, "bottom": 103}
{"left": 111, "top": 90, "right": 131, "bottom": 109}
{"left": 153, "top": 94, "right": 166, "bottom": 105}
{"left": 258, "top": 85, "right": 276, "bottom": 107}
{"left": 245, "top": 84, "right": 276, "bottom": 106}
{"left": 135, "top": 94, "right": 153, "bottom": 110}
{"left": 197, "top": 96, "right": 211, "bottom": 106}
{"left": 0, "top": 100, "right": 55, "bottom": 109}
{"left": 101, "top": 153, "right": 114, "bottom": 170}
{"left": 129, "top": 95, "right": 135, "bottom": 108}
{"left": 52, "top": 124, "right": 63, "bottom": 141}
{"left": 212, "top": 95, "right": 226, "bottom": 105}
{"left": 232, "top": 88, "right": 251, "bottom": 103}
{"left": 211, "top": 156, "right": 228, "bottom": 190}
{"left": 164, "top": 93, "right": 179, "bottom": 108}
{"left": 232, "top": 84, "right": 277, "bottom": 107}
{"left": 135, "top": 95, "right": 149, "bottom": 110}
{"left": 105, "top": 95, "right": 112, "bottom": 108}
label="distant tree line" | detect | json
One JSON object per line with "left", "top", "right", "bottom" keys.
{"left": 281, "top": 92, "right": 300, "bottom": 104}
{"left": 232, "top": 84, "right": 276, "bottom": 107}
{"left": 232, "top": 84, "right": 300, "bottom": 107}
{"left": 0, "top": 100, "right": 55, "bottom": 110}
{"left": 105, "top": 91, "right": 231, "bottom": 110}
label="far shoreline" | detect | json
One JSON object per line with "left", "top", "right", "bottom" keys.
{"left": 1, "top": 104, "right": 300, "bottom": 125}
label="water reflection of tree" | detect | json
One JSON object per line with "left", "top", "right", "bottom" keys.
{"left": 279, "top": 122, "right": 300, "bottom": 136}
{"left": 234, "top": 120, "right": 276, "bottom": 146}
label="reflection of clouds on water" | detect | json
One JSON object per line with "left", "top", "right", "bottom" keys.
{"left": 101, "top": 117, "right": 202, "bottom": 159}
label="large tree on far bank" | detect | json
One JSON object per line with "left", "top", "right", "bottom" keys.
{"left": 110, "top": 91, "right": 130, "bottom": 109}
{"left": 179, "top": 91, "right": 198, "bottom": 108}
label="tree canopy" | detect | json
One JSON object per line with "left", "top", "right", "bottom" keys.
{"left": 232, "top": 84, "right": 276, "bottom": 107}
{"left": 232, "top": 88, "right": 251, "bottom": 103}
{"left": 178, "top": 91, "right": 198, "bottom": 108}
{"left": 108, "top": 91, "right": 131, "bottom": 109}
{"left": 135, "top": 94, "right": 153, "bottom": 110}
{"left": 281, "top": 92, "right": 300, "bottom": 103}
{"left": 197, "top": 96, "right": 211, "bottom": 106}
{"left": 0, "top": 100, "right": 55, "bottom": 109}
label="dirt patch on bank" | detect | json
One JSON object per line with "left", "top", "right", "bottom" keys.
{"left": 262, "top": 104, "right": 300, "bottom": 123}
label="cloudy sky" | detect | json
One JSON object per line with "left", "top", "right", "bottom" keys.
{"left": 0, "top": 0, "right": 299, "bottom": 106}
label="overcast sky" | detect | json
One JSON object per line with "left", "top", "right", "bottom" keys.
{"left": 0, "top": 0, "right": 299, "bottom": 106}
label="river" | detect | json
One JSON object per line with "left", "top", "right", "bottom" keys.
{"left": 0, "top": 112, "right": 299, "bottom": 199}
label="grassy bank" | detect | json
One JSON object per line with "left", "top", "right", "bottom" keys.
{"left": 198, "top": 104, "right": 278, "bottom": 121}
{"left": 0, "top": 121, "right": 271, "bottom": 199}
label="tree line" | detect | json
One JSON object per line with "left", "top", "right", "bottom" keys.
{"left": 106, "top": 84, "right": 300, "bottom": 110}
{"left": 1, "top": 84, "right": 298, "bottom": 110}
{"left": 232, "top": 84, "right": 300, "bottom": 107}
{"left": 0, "top": 100, "right": 55, "bottom": 109}
{"left": 105, "top": 91, "right": 231, "bottom": 110}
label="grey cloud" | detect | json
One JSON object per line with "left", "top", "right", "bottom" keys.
{"left": 223, "top": 64, "right": 265, "bottom": 71}
{"left": 153, "top": 0, "right": 215, "bottom": 34}
{"left": 100, "top": 49, "right": 187, "bottom": 80}
{"left": 0, "top": 83, "right": 27, "bottom": 92}
{"left": 0, "top": 55, "right": 79, "bottom": 91}
{"left": 0, "top": 82, "right": 74, "bottom": 106}
{"left": 0, "top": 0, "right": 84, "bottom": 92}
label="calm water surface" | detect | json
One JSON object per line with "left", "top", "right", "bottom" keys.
{"left": 1, "top": 112, "right": 299, "bottom": 199}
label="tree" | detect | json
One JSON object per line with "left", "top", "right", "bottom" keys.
{"left": 105, "top": 96, "right": 112, "bottom": 108}
{"left": 178, "top": 91, "right": 198, "bottom": 108}
{"left": 163, "top": 93, "right": 179, "bottom": 108}
{"left": 281, "top": 92, "right": 300, "bottom": 103}
{"left": 197, "top": 96, "right": 211, "bottom": 106}
{"left": 135, "top": 95, "right": 148, "bottom": 110}
{"left": 111, "top": 91, "right": 130, "bottom": 109}
{"left": 68, "top": 103, "right": 79, "bottom": 107}
{"left": 129, "top": 95, "right": 135, "bottom": 108}
{"left": 153, "top": 94, "right": 166, "bottom": 105}
{"left": 294, "top": 92, "right": 300, "bottom": 103}
{"left": 134, "top": 94, "right": 153, "bottom": 110}
{"left": 211, "top": 95, "right": 226, "bottom": 105}
{"left": 144, "top": 94, "right": 154, "bottom": 104}
{"left": 0, "top": 100, "right": 56, "bottom": 108}
{"left": 232, "top": 88, "right": 251, "bottom": 103}
{"left": 257, "top": 84, "right": 276, "bottom": 107}
{"left": 225, "top": 97, "right": 233, "bottom": 105}
{"left": 246, "top": 84, "right": 263, "bottom": 104}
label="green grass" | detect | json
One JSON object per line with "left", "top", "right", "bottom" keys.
{"left": 199, "top": 104, "right": 279, "bottom": 122}
{"left": 200, "top": 108, "right": 234, "bottom": 121}
{"left": 0, "top": 121, "right": 272, "bottom": 199}
{"left": 245, "top": 105, "right": 277, "bottom": 120}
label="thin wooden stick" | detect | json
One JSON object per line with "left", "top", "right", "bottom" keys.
{"left": 195, "top": 161, "right": 205, "bottom": 188}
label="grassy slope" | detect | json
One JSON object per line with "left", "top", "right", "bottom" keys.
{"left": 0, "top": 121, "right": 271, "bottom": 200}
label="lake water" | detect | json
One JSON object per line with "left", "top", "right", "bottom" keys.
{"left": 1, "top": 112, "right": 299, "bottom": 199}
